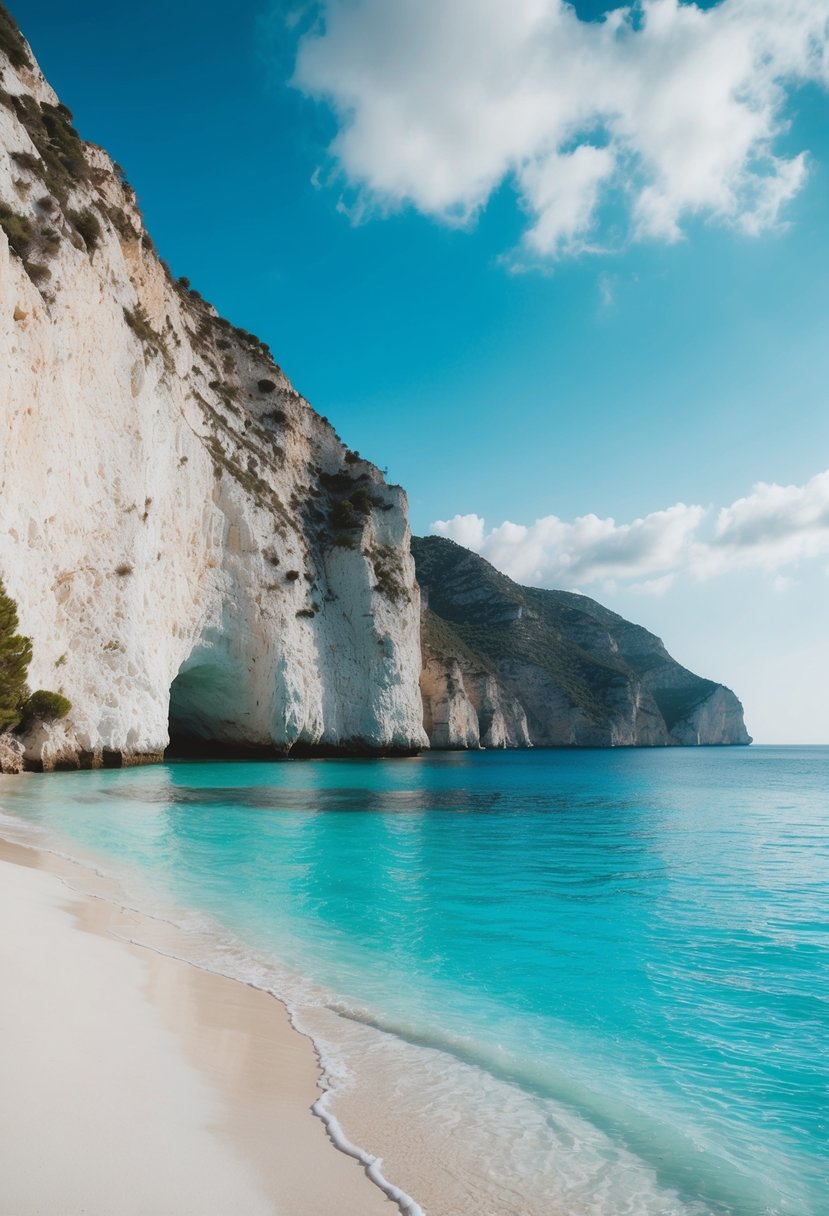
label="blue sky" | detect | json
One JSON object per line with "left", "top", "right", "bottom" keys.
{"left": 12, "top": 0, "right": 829, "bottom": 742}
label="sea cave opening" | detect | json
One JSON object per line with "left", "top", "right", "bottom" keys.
{"left": 166, "top": 662, "right": 241, "bottom": 758}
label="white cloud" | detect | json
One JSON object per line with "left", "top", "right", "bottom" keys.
{"left": 294, "top": 0, "right": 829, "bottom": 258}
{"left": 521, "top": 145, "right": 616, "bottom": 257}
{"left": 432, "top": 503, "right": 705, "bottom": 585}
{"left": 701, "top": 468, "right": 829, "bottom": 573}
{"left": 433, "top": 512, "right": 486, "bottom": 552}
{"left": 430, "top": 468, "right": 829, "bottom": 590}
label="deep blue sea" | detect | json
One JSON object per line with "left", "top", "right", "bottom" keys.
{"left": 1, "top": 747, "right": 826, "bottom": 1215}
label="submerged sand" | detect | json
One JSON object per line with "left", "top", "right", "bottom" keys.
{"left": 0, "top": 836, "right": 393, "bottom": 1216}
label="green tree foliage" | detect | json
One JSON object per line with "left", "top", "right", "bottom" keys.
{"left": 0, "top": 580, "right": 72, "bottom": 733}
{"left": 19, "top": 689, "right": 72, "bottom": 726}
{"left": 0, "top": 580, "right": 33, "bottom": 731}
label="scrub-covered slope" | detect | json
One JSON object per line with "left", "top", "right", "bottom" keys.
{"left": 0, "top": 8, "right": 426, "bottom": 769}
{"left": 413, "top": 536, "right": 750, "bottom": 748}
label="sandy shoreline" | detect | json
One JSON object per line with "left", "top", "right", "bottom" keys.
{"left": 0, "top": 833, "right": 395, "bottom": 1216}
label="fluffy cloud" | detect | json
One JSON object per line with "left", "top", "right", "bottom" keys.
{"left": 294, "top": 0, "right": 829, "bottom": 257}
{"left": 703, "top": 469, "right": 829, "bottom": 572}
{"left": 431, "top": 469, "right": 829, "bottom": 590}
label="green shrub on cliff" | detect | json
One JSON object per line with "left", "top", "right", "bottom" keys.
{"left": 0, "top": 579, "right": 71, "bottom": 733}
{"left": 0, "top": 3, "right": 32, "bottom": 71}
{"left": 18, "top": 689, "right": 72, "bottom": 727}
{"left": 68, "top": 207, "right": 102, "bottom": 253}
{"left": 0, "top": 202, "right": 34, "bottom": 260}
{"left": 330, "top": 499, "right": 356, "bottom": 530}
{"left": 4, "top": 94, "right": 89, "bottom": 205}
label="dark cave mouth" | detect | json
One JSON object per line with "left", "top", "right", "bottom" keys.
{"left": 164, "top": 663, "right": 422, "bottom": 760}
{"left": 164, "top": 662, "right": 261, "bottom": 759}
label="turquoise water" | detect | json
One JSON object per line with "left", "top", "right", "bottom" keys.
{"left": 1, "top": 747, "right": 827, "bottom": 1214}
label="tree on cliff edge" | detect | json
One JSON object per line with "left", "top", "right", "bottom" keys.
{"left": 0, "top": 580, "right": 71, "bottom": 732}
{"left": 0, "top": 580, "right": 33, "bottom": 731}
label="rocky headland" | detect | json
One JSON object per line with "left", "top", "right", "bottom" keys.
{"left": 414, "top": 536, "right": 751, "bottom": 749}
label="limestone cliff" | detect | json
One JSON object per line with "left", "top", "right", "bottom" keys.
{"left": 0, "top": 14, "right": 426, "bottom": 768}
{"left": 413, "top": 537, "right": 751, "bottom": 748}
{"left": 420, "top": 608, "right": 530, "bottom": 749}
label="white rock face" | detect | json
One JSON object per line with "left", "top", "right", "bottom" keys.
{"left": 0, "top": 40, "right": 427, "bottom": 768}
{"left": 419, "top": 636, "right": 531, "bottom": 751}
{"left": 463, "top": 671, "right": 530, "bottom": 749}
{"left": 420, "top": 653, "right": 480, "bottom": 750}
{"left": 671, "top": 686, "right": 752, "bottom": 746}
{"left": 496, "top": 660, "right": 603, "bottom": 746}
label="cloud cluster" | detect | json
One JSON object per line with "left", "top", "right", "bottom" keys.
{"left": 707, "top": 469, "right": 829, "bottom": 572}
{"left": 431, "top": 469, "right": 829, "bottom": 592}
{"left": 294, "top": 0, "right": 829, "bottom": 258}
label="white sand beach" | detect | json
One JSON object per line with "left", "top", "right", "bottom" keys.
{"left": 0, "top": 837, "right": 393, "bottom": 1216}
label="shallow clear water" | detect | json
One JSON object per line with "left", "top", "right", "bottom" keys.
{"left": 1, "top": 747, "right": 827, "bottom": 1215}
